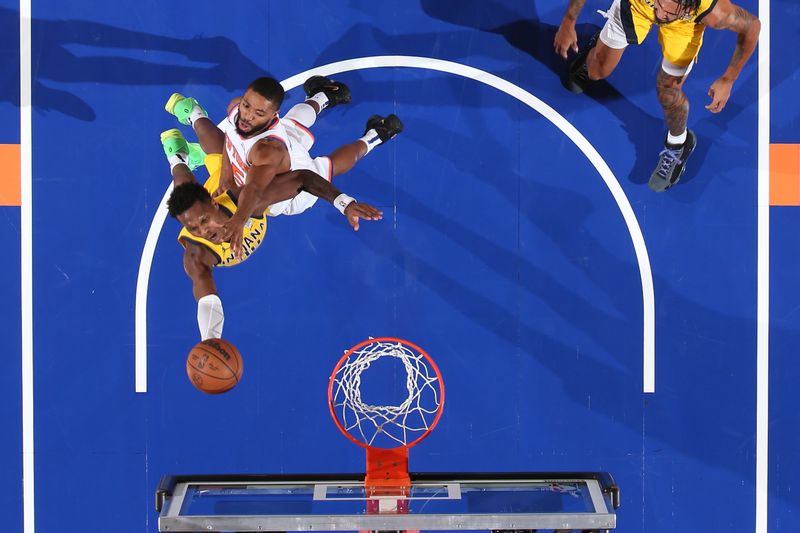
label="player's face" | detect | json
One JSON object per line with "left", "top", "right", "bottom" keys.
{"left": 177, "top": 200, "right": 227, "bottom": 244}
{"left": 653, "top": 0, "right": 685, "bottom": 23}
{"left": 236, "top": 89, "right": 279, "bottom": 136}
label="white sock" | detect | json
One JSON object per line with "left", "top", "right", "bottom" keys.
{"left": 285, "top": 102, "right": 317, "bottom": 128}
{"left": 667, "top": 130, "right": 687, "bottom": 146}
{"left": 168, "top": 152, "right": 188, "bottom": 171}
{"left": 358, "top": 129, "right": 382, "bottom": 154}
{"left": 188, "top": 105, "right": 207, "bottom": 126}
{"left": 307, "top": 92, "right": 329, "bottom": 112}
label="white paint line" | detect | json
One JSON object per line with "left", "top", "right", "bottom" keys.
{"left": 135, "top": 184, "right": 174, "bottom": 392}
{"left": 20, "top": 2, "right": 35, "bottom": 533}
{"left": 135, "top": 56, "right": 655, "bottom": 393}
{"left": 756, "top": 0, "right": 770, "bottom": 531}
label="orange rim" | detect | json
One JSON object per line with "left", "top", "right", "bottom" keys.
{"left": 328, "top": 337, "right": 445, "bottom": 450}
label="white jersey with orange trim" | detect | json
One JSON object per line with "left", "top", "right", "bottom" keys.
{"left": 219, "top": 107, "right": 290, "bottom": 187}
{"left": 219, "top": 107, "right": 326, "bottom": 187}
{"left": 217, "top": 105, "right": 333, "bottom": 217}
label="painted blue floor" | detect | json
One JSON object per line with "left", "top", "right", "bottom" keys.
{"left": 1, "top": 0, "right": 797, "bottom": 532}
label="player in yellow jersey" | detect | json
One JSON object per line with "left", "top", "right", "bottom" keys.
{"left": 554, "top": 0, "right": 760, "bottom": 191}
{"left": 162, "top": 132, "right": 384, "bottom": 341}
{"left": 161, "top": 76, "right": 401, "bottom": 341}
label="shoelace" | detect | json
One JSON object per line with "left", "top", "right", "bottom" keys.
{"left": 656, "top": 147, "right": 682, "bottom": 178}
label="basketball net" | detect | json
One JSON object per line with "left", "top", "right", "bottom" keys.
{"left": 329, "top": 337, "right": 444, "bottom": 509}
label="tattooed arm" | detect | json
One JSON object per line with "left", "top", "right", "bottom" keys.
{"left": 554, "top": 0, "right": 587, "bottom": 58}
{"left": 701, "top": 0, "right": 761, "bottom": 113}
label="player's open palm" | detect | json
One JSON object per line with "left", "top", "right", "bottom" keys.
{"left": 344, "top": 202, "right": 383, "bottom": 231}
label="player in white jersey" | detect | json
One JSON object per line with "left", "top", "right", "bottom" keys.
{"left": 161, "top": 75, "right": 403, "bottom": 340}
{"left": 165, "top": 76, "right": 402, "bottom": 260}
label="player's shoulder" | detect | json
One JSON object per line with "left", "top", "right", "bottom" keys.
{"left": 183, "top": 239, "right": 220, "bottom": 269}
{"left": 697, "top": 0, "right": 744, "bottom": 26}
{"left": 250, "top": 134, "right": 288, "bottom": 162}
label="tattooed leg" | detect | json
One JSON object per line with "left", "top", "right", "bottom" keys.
{"left": 656, "top": 69, "right": 689, "bottom": 136}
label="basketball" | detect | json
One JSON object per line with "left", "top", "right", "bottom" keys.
{"left": 186, "top": 338, "right": 243, "bottom": 394}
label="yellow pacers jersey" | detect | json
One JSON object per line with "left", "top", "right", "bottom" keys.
{"left": 624, "top": 0, "right": 718, "bottom": 67}
{"left": 177, "top": 154, "right": 268, "bottom": 268}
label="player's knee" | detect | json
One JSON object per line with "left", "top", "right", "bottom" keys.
{"left": 656, "top": 84, "right": 687, "bottom": 109}
{"left": 587, "top": 53, "right": 616, "bottom": 80}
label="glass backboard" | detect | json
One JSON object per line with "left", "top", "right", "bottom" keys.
{"left": 156, "top": 472, "right": 619, "bottom": 532}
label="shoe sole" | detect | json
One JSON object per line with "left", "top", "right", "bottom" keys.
{"left": 366, "top": 115, "right": 404, "bottom": 140}
{"left": 164, "top": 93, "right": 185, "bottom": 114}
{"left": 304, "top": 76, "right": 351, "bottom": 103}
{"left": 160, "top": 128, "right": 184, "bottom": 143}
{"left": 385, "top": 114, "right": 404, "bottom": 134}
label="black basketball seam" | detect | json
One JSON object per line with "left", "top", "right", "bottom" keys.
{"left": 187, "top": 363, "right": 234, "bottom": 381}
{"left": 187, "top": 365, "right": 234, "bottom": 393}
{"left": 199, "top": 341, "right": 241, "bottom": 378}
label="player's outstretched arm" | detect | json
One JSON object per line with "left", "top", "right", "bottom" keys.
{"left": 554, "top": 0, "right": 587, "bottom": 58}
{"left": 213, "top": 149, "right": 236, "bottom": 197}
{"left": 183, "top": 243, "right": 224, "bottom": 340}
{"left": 219, "top": 139, "right": 285, "bottom": 259}
{"left": 295, "top": 169, "right": 383, "bottom": 231}
{"left": 702, "top": 0, "right": 760, "bottom": 113}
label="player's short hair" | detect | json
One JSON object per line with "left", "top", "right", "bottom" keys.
{"left": 167, "top": 182, "right": 211, "bottom": 218}
{"left": 677, "top": 0, "right": 701, "bottom": 13}
{"left": 247, "top": 77, "right": 285, "bottom": 108}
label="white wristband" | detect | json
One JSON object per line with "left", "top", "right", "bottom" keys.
{"left": 333, "top": 193, "right": 356, "bottom": 215}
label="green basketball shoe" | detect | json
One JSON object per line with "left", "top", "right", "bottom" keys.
{"left": 164, "top": 93, "right": 207, "bottom": 126}
{"left": 160, "top": 129, "right": 206, "bottom": 171}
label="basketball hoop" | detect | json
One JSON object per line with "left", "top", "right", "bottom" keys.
{"left": 328, "top": 337, "right": 444, "bottom": 500}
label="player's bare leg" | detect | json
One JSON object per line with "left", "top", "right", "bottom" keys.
{"left": 281, "top": 76, "right": 353, "bottom": 133}
{"left": 565, "top": 32, "right": 625, "bottom": 93}
{"left": 648, "top": 69, "right": 697, "bottom": 192}
{"left": 329, "top": 114, "right": 404, "bottom": 177}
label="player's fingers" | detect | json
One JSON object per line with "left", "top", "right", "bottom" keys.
{"left": 355, "top": 204, "right": 381, "bottom": 217}
{"left": 572, "top": 42, "right": 579, "bottom": 53}
{"left": 361, "top": 207, "right": 382, "bottom": 218}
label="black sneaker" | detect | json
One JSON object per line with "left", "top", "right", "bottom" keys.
{"left": 563, "top": 31, "right": 600, "bottom": 94}
{"left": 648, "top": 130, "right": 697, "bottom": 192}
{"left": 303, "top": 75, "right": 352, "bottom": 108}
{"left": 364, "top": 114, "right": 404, "bottom": 142}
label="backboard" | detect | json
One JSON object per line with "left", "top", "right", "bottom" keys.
{"left": 155, "top": 471, "right": 620, "bottom": 532}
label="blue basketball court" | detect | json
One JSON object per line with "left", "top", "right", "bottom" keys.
{"left": 2, "top": 0, "right": 798, "bottom": 532}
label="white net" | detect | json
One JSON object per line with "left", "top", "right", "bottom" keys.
{"left": 330, "top": 340, "right": 443, "bottom": 448}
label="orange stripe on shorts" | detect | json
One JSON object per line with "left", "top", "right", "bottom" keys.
{"left": 770, "top": 143, "right": 800, "bottom": 206}
{"left": 0, "top": 144, "right": 21, "bottom": 206}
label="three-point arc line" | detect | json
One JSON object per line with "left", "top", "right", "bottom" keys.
{"left": 134, "top": 56, "right": 656, "bottom": 394}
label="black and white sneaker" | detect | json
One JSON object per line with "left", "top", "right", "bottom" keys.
{"left": 303, "top": 75, "right": 352, "bottom": 108}
{"left": 364, "top": 114, "right": 404, "bottom": 142}
{"left": 563, "top": 31, "right": 600, "bottom": 94}
{"left": 648, "top": 130, "right": 697, "bottom": 192}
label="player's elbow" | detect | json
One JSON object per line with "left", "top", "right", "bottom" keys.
{"left": 297, "top": 169, "right": 318, "bottom": 189}
{"left": 751, "top": 18, "right": 761, "bottom": 39}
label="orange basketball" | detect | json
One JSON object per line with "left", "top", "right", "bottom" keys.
{"left": 186, "top": 338, "right": 244, "bottom": 394}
